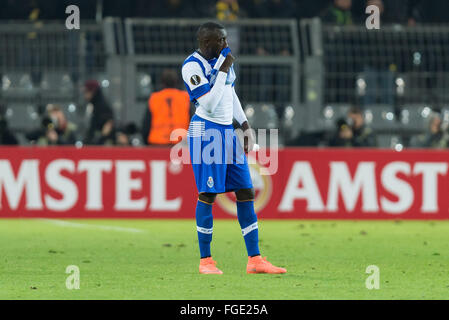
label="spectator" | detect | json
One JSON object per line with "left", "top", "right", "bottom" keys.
{"left": 116, "top": 130, "right": 130, "bottom": 146}
{"left": 242, "top": 0, "right": 296, "bottom": 18}
{"left": 379, "top": 0, "right": 416, "bottom": 25}
{"left": 216, "top": 0, "right": 241, "bottom": 21}
{"left": 328, "top": 108, "right": 377, "bottom": 147}
{"left": 320, "top": 0, "right": 353, "bottom": 25}
{"left": 84, "top": 80, "right": 115, "bottom": 145}
{"left": 0, "top": 106, "right": 18, "bottom": 145}
{"left": 142, "top": 69, "right": 191, "bottom": 146}
{"left": 116, "top": 123, "right": 138, "bottom": 147}
{"left": 412, "top": 113, "right": 449, "bottom": 148}
{"left": 347, "top": 107, "right": 377, "bottom": 147}
{"left": 410, "top": 0, "right": 449, "bottom": 24}
{"left": 329, "top": 118, "right": 354, "bottom": 147}
{"left": 26, "top": 104, "right": 77, "bottom": 146}
{"left": 26, "top": 104, "right": 78, "bottom": 146}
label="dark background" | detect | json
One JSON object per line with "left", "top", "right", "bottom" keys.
{"left": 1, "top": 0, "right": 448, "bottom": 24}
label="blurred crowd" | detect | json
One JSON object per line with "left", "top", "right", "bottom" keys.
{"left": 327, "top": 107, "right": 449, "bottom": 148}
{"left": 1, "top": 0, "right": 449, "bottom": 24}
{"left": 1, "top": 71, "right": 447, "bottom": 149}
{"left": 0, "top": 69, "right": 191, "bottom": 148}
{"left": 0, "top": 79, "right": 136, "bottom": 147}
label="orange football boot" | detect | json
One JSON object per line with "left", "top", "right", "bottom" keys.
{"left": 247, "top": 256, "right": 287, "bottom": 274}
{"left": 199, "top": 257, "right": 223, "bottom": 274}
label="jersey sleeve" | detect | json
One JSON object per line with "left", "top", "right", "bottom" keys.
{"left": 232, "top": 87, "right": 248, "bottom": 125}
{"left": 182, "top": 62, "right": 211, "bottom": 101}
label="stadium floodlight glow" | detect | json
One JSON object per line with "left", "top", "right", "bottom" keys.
{"left": 356, "top": 78, "right": 366, "bottom": 96}
{"left": 284, "top": 106, "right": 294, "bottom": 120}
{"left": 2, "top": 76, "right": 11, "bottom": 90}
{"left": 323, "top": 106, "right": 334, "bottom": 119}
{"left": 401, "top": 109, "right": 410, "bottom": 124}
{"left": 442, "top": 109, "right": 449, "bottom": 125}
{"left": 413, "top": 52, "right": 422, "bottom": 66}
{"left": 384, "top": 112, "right": 394, "bottom": 121}
{"left": 68, "top": 104, "right": 76, "bottom": 113}
{"left": 364, "top": 110, "right": 373, "bottom": 124}
{"left": 394, "top": 143, "right": 404, "bottom": 152}
{"left": 140, "top": 75, "right": 151, "bottom": 87}
{"left": 396, "top": 77, "right": 405, "bottom": 96}
{"left": 131, "top": 138, "right": 140, "bottom": 146}
{"left": 29, "top": 110, "right": 38, "bottom": 120}
{"left": 421, "top": 106, "right": 431, "bottom": 118}
{"left": 395, "top": 78, "right": 405, "bottom": 87}
{"left": 245, "top": 106, "right": 255, "bottom": 118}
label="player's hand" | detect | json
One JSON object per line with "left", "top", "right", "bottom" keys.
{"left": 219, "top": 51, "right": 235, "bottom": 73}
{"left": 242, "top": 121, "right": 255, "bottom": 154}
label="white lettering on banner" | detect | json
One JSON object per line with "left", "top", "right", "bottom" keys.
{"left": 327, "top": 162, "right": 379, "bottom": 212}
{"left": 279, "top": 160, "right": 448, "bottom": 215}
{"left": 78, "top": 160, "right": 113, "bottom": 210}
{"left": 414, "top": 163, "right": 447, "bottom": 213}
{"left": 380, "top": 162, "right": 414, "bottom": 214}
{"left": 45, "top": 160, "right": 78, "bottom": 211}
{"left": 114, "top": 160, "right": 147, "bottom": 211}
{"left": 149, "top": 161, "right": 181, "bottom": 211}
{"left": 278, "top": 162, "right": 324, "bottom": 212}
{"left": 1, "top": 156, "right": 448, "bottom": 216}
{"left": 0, "top": 160, "right": 43, "bottom": 210}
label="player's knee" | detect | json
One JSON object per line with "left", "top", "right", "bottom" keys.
{"left": 235, "top": 188, "right": 255, "bottom": 201}
{"left": 199, "top": 193, "right": 217, "bottom": 204}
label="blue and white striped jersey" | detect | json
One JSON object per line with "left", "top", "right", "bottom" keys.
{"left": 182, "top": 50, "right": 244, "bottom": 125}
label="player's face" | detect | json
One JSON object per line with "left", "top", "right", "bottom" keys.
{"left": 209, "top": 29, "right": 228, "bottom": 58}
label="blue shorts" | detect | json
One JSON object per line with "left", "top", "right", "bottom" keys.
{"left": 188, "top": 114, "right": 253, "bottom": 194}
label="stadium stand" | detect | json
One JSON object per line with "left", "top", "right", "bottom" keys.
{"left": 0, "top": 2, "right": 449, "bottom": 148}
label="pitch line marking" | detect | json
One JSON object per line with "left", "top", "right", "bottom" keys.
{"left": 38, "top": 219, "right": 145, "bottom": 233}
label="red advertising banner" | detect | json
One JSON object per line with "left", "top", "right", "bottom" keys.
{"left": 0, "top": 147, "right": 448, "bottom": 219}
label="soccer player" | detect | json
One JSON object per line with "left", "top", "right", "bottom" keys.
{"left": 181, "top": 22, "right": 287, "bottom": 275}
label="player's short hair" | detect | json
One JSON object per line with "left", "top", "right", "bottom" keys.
{"left": 196, "top": 22, "right": 225, "bottom": 40}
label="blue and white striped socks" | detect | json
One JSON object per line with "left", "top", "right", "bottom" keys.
{"left": 236, "top": 200, "right": 260, "bottom": 257}
{"left": 196, "top": 200, "right": 213, "bottom": 258}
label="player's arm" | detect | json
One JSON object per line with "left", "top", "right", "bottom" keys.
{"left": 232, "top": 87, "right": 247, "bottom": 126}
{"left": 232, "top": 87, "right": 255, "bottom": 153}
{"left": 181, "top": 54, "right": 234, "bottom": 114}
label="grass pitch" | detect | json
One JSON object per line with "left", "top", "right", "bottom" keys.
{"left": 0, "top": 219, "right": 449, "bottom": 299}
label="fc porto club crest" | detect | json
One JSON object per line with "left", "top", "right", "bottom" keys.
{"left": 207, "top": 176, "right": 214, "bottom": 188}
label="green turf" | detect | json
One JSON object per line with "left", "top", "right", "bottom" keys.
{"left": 0, "top": 219, "right": 449, "bottom": 299}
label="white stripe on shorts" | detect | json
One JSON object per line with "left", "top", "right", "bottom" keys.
{"left": 188, "top": 121, "right": 205, "bottom": 138}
